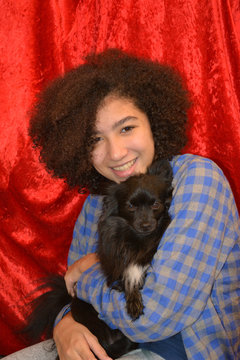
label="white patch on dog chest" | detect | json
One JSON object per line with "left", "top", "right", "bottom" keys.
{"left": 123, "top": 263, "right": 148, "bottom": 291}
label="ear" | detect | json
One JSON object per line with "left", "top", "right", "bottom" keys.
{"left": 164, "top": 185, "right": 174, "bottom": 209}
{"left": 148, "top": 159, "right": 173, "bottom": 183}
{"left": 101, "top": 184, "right": 120, "bottom": 219}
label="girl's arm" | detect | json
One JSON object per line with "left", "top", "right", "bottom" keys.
{"left": 65, "top": 253, "right": 99, "bottom": 297}
{"left": 74, "top": 156, "right": 240, "bottom": 345}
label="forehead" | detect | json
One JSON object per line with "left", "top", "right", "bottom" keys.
{"left": 95, "top": 95, "right": 145, "bottom": 132}
{"left": 124, "top": 175, "right": 166, "bottom": 197}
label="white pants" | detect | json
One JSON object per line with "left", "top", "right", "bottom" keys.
{"left": 3, "top": 340, "right": 165, "bottom": 360}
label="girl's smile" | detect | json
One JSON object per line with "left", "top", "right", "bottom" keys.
{"left": 91, "top": 95, "right": 155, "bottom": 183}
{"left": 111, "top": 158, "right": 138, "bottom": 178}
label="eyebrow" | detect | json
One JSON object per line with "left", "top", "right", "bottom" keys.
{"left": 112, "top": 116, "right": 138, "bottom": 130}
{"left": 93, "top": 116, "right": 138, "bottom": 135}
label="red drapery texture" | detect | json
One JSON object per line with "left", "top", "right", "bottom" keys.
{"left": 0, "top": 0, "right": 240, "bottom": 355}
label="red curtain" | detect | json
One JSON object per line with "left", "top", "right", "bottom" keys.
{"left": 0, "top": 0, "right": 240, "bottom": 355}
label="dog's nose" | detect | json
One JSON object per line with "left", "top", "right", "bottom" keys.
{"left": 139, "top": 222, "right": 154, "bottom": 232}
{"left": 134, "top": 218, "right": 157, "bottom": 233}
{"left": 141, "top": 222, "right": 151, "bottom": 229}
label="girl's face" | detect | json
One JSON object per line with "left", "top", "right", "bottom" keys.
{"left": 91, "top": 95, "right": 155, "bottom": 183}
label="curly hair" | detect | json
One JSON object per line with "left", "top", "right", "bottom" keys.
{"left": 29, "top": 48, "right": 190, "bottom": 194}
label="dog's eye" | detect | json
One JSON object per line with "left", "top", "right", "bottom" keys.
{"left": 151, "top": 201, "right": 162, "bottom": 210}
{"left": 127, "top": 203, "right": 137, "bottom": 212}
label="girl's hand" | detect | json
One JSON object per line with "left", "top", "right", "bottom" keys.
{"left": 65, "top": 253, "right": 99, "bottom": 297}
{"left": 53, "top": 311, "right": 112, "bottom": 360}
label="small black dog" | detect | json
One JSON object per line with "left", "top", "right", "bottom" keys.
{"left": 23, "top": 159, "right": 173, "bottom": 358}
{"left": 98, "top": 159, "right": 173, "bottom": 320}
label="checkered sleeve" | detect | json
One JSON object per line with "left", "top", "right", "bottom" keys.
{"left": 54, "top": 195, "right": 102, "bottom": 326}
{"left": 75, "top": 156, "right": 239, "bottom": 343}
{"left": 68, "top": 195, "right": 102, "bottom": 266}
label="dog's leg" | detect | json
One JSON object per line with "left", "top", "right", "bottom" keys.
{"left": 123, "top": 264, "right": 148, "bottom": 320}
{"left": 125, "top": 287, "right": 144, "bottom": 320}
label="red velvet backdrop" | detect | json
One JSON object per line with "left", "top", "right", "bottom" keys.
{"left": 0, "top": 0, "right": 240, "bottom": 355}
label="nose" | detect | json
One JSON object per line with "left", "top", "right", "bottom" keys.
{"left": 134, "top": 217, "right": 157, "bottom": 233}
{"left": 139, "top": 221, "right": 155, "bottom": 232}
{"left": 107, "top": 137, "right": 128, "bottom": 161}
{"left": 141, "top": 222, "right": 152, "bottom": 230}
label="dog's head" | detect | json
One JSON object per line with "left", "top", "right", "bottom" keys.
{"left": 103, "top": 160, "right": 173, "bottom": 234}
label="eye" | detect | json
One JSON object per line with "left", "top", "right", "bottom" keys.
{"left": 127, "top": 202, "right": 137, "bottom": 212}
{"left": 121, "top": 126, "right": 135, "bottom": 134}
{"left": 91, "top": 135, "right": 104, "bottom": 145}
{"left": 151, "top": 201, "right": 162, "bottom": 210}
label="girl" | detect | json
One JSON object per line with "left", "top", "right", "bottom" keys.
{"left": 7, "top": 49, "right": 240, "bottom": 360}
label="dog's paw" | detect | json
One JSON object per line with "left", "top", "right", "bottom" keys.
{"left": 126, "top": 291, "right": 144, "bottom": 320}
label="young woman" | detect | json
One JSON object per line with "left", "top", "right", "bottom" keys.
{"left": 7, "top": 49, "right": 240, "bottom": 360}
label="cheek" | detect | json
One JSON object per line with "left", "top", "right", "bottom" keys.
{"left": 131, "top": 135, "right": 153, "bottom": 153}
{"left": 155, "top": 209, "right": 164, "bottom": 219}
{"left": 136, "top": 139, "right": 155, "bottom": 166}
{"left": 91, "top": 147, "right": 104, "bottom": 168}
{"left": 119, "top": 209, "right": 134, "bottom": 224}
{"left": 137, "top": 129, "right": 155, "bottom": 156}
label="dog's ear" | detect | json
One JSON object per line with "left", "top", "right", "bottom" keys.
{"left": 101, "top": 183, "right": 120, "bottom": 219}
{"left": 164, "top": 185, "right": 174, "bottom": 209}
{"left": 148, "top": 159, "right": 173, "bottom": 183}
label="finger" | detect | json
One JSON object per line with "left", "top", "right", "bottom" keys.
{"left": 68, "top": 283, "right": 75, "bottom": 297}
{"left": 86, "top": 334, "right": 112, "bottom": 360}
{"left": 57, "top": 339, "right": 97, "bottom": 360}
{"left": 68, "top": 342, "right": 98, "bottom": 360}
{"left": 70, "top": 289, "right": 76, "bottom": 297}
{"left": 72, "top": 283, "right": 77, "bottom": 297}
{"left": 65, "top": 276, "right": 75, "bottom": 296}
{"left": 66, "top": 284, "right": 73, "bottom": 296}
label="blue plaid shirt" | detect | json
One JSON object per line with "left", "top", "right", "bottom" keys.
{"left": 67, "top": 154, "right": 240, "bottom": 359}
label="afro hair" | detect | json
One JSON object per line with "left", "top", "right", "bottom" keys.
{"left": 29, "top": 49, "right": 190, "bottom": 194}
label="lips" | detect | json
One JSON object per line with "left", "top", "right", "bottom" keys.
{"left": 111, "top": 158, "right": 137, "bottom": 179}
{"left": 112, "top": 158, "right": 136, "bottom": 171}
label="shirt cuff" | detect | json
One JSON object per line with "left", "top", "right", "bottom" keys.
{"left": 54, "top": 304, "right": 71, "bottom": 327}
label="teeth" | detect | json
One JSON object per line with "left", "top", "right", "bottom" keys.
{"left": 113, "top": 159, "right": 136, "bottom": 171}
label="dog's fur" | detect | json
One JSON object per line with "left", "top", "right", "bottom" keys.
{"left": 98, "top": 159, "right": 173, "bottom": 319}
{"left": 23, "top": 159, "right": 173, "bottom": 358}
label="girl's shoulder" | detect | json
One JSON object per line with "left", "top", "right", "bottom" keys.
{"left": 79, "top": 194, "right": 104, "bottom": 223}
{"left": 84, "top": 194, "right": 104, "bottom": 210}
{"left": 170, "top": 153, "right": 232, "bottom": 195}
{"left": 171, "top": 153, "right": 224, "bottom": 179}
